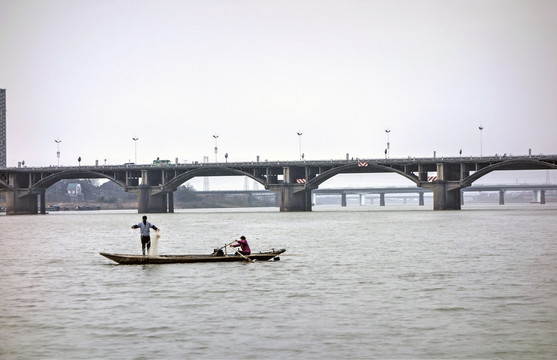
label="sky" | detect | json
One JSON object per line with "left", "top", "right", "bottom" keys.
{"left": 1, "top": 0, "right": 557, "bottom": 187}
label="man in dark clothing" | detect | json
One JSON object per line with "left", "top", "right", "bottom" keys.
{"left": 131, "top": 215, "right": 159, "bottom": 255}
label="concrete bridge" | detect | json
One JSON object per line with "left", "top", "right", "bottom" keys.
{"left": 312, "top": 184, "right": 557, "bottom": 206}
{"left": 1, "top": 154, "right": 556, "bottom": 215}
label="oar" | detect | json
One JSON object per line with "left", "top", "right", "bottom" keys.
{"left": 219, "top": 240, "right": 237, "bottom": 250}
{"left": 236, "top": 250, "right": 254, "bottom": 263}
{"left": 218, "top": 240, "right": 238, "bottom": 255}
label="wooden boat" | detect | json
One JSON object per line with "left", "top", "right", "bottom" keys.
{"left": 100, "top": 248, "right": 286, "bottom": 265}
{"left": 76, "top": 205, "right": 101, "bottom": 211}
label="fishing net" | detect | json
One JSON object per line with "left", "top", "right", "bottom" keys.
{"left": 148, "top": 230, "right": 160, "bottom": 256}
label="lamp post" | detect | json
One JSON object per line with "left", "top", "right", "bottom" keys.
{"left": 132, "top": 137, "right": 138, "bottom": 164}
{"left": 55, "top": 139, "right": 62, "bottom": 166}
{"left": 213, "top": 134, "right": 219, "bottom": 162}
{"left": 385, "top": 129, "right": 391, "bottom": 159}
{"left": 478, "top": 125, "right": 484, "bottom": 157}
{"left": 297, "top": 131, "right": 303, "bottom": 160}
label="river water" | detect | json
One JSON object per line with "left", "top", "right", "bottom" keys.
{"left": 1, "top": 204, "right": 556, "bottom": 359}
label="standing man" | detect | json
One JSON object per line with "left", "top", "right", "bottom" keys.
{"left": 131, "top": 215, "right": 159, "bottom": 255}
{"left": 231, "top": 236, "right": 251, "bottom": 255}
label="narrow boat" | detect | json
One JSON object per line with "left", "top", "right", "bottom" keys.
{"left": 76, "top": 205, "right": 101, "bottom": 211}
{"left": 100, "top": 248, "right": 286, "bottom": 265}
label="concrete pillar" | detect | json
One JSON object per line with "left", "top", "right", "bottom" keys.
{"left": 419, "top": 192, "right": 424, "bottom": 206}
{"left": 5, "top": 174, "right": 39, "bottom": 215}
{"left": 341, "top": 193, "right": 347, "bottom": 207}
{"left": 267, "top": 184, "right": 312, "bottom": 211}
{"left": 380, "top": 193, "right": 385, "bottom": 206}
{"left": 168, "top": 192, "right": 174, "bottom": 213}
{"left": 137, "top": 187, "right": 168, "bottom": 213}
{"left": 137, "top": 185, "right": 151, "bottom": 213}
{"left": 360, "top": 194, "right": 366, "bottom": 206}
{"left": 420, "top": 163, "right": 464, "bottom": 210}
{"left": 540, "top": 190, "right": 546, "bottom": 204}
{"left": 149, "top": 193, "right": 168, "bottom": 213}
{"left": 499, "top": 190, "right": 505, "bottom": 205}
{"left": 425, "top": 183, "right": 462, "bottom": 210}
{"left": 40, "top": 190, "right": 46, "bottom": 214}
{"left": 6, "top": 190, "right": 38, "bottom": 215}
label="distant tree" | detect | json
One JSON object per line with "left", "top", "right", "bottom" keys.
{"left": 174, "top": 185, "right": 199, "bottom": 202}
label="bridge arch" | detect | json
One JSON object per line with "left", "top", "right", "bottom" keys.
{"left": 463, "top": 159, "right": 557, "bottom": 186}
{"left": 162, "top": 166, "right": 266, "bottom": 191}
{"left": 307, "top": 163, "right": 419, "bottom": 188}
{"left": 30, "top": 170, "right": 127, "bottom": 193}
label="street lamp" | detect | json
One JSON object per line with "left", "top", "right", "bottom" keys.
{"left": 132, "top": 137, "right": 139, "bottom": 164}
{"left": 297, "top": 131, "right": 303, "bottom": 160}
{"left": 478, "top": 125, "right": 484, "bottom": 157}
{"left": 213, "top": 134, "right": 219, "bottom": 162}
{"left": 55, "top": 139, "right": 62, "bottom": 166}
{"left": 385, "top": 129, "right": 391, "bottom": 159}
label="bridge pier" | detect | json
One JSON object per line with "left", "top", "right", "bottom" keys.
{"left": 168, "top": 192, "right": 174, "bottom": 213}
{"left": 133, "top": 169, "right": 175, "bottom": 213}
{"left": 379, "top": 193, "right": 385, "bottom": 206}
{"left": 6, "top": 189, "right": 38, "bottom": 215}
{"left": 136, "top": 186, "right": 174, "bottom": 213}
{"left": 5, "top": 173, "right": 39, "bottom": 215}
{"left": 419, "top": 163, "right": 464, "bottom": 210}
{"left": 360, "top": 194, "right": 366, "bottom": 206}
{"left": 341, "top": 193, "right": 347, "bottom": 207}
{"left": 420, "top": 181, "right": 462, "bottom": 210}
{"left": 419, "top": 192, "right": 424, "bottom": 206}
{"left": 533, "top": 190, "right": 546, "bottom": 204}
{"left": 40, "top": 190, "right": 46, "bottom": 214}
{"left": 267, "top": 184, "right": 312, "bottom": 211}
{"left": 499, "top": 190, "right": 505, "bottom": 205}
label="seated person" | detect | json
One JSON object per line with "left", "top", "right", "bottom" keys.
{"left": 231, "top": 236, "right": 251, "bottom": 255}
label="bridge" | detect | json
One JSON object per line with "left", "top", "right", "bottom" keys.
{"left": 1, "top": 154, "right": 556, "bottom": 215}
{"left": 312, "top": 184, "right": 557, "bottom": 206}
{"left": 198, "top": 183, "right": 557, "bottom": 207}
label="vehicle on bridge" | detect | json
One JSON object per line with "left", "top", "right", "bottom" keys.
{"left": 153, "top": 158, "right": 171, "bottom": 166}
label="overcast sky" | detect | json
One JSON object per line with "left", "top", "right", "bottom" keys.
{"left": 1, "top": 0, "right": 556, "bottom": 172}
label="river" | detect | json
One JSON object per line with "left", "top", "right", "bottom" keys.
{"left": 1, "top": 204, "right": 556, "bottom": 359}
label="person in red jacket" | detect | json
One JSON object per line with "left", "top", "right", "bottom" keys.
{"left": 231, "top": 236, "right": 251, "bottom": 255}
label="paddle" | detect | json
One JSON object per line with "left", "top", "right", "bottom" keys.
{"left": 219, "top": 240, "right": 237, "bottom": 251}
{"left": 236, "top": 250, "right": 254, "bottom": 263}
